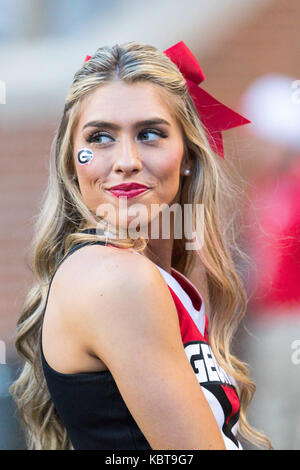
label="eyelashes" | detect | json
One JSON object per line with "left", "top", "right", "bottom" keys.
{"left": 85, "top": 128, "right": 168, "bottom": 145}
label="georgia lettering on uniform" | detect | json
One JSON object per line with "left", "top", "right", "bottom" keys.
{"left": 184, "top": 340, "right": 233, "bottom": 386}
{"left": 184, "top": 339, "right": 241, "bottom": 447}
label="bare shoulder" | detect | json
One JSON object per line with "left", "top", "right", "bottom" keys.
{"left": 55, "top": 242, "right": 168, "bottom": 296}
{"left": 53, "top": 242, "right": 177, "bottom": 334}
{"left": 53, "top": 242, "right": 139, "bottom": 293}
{"left": 56, "top": 243, "right": 180, "bottom": 357}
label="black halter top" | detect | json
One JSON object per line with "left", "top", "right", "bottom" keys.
{"left": 40, "top": 228, "right": 152, "bottom": 450}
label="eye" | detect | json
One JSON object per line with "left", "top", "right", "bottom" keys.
{"left": 86, "top": 132, "right": 113, "bottom": 145}
{"left": 85, "top": 128, "right": 168, "bottom": 146}
{"left": 138, "top": 128, "right": 168, "bottom": 142}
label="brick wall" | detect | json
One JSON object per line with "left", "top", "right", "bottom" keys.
{"left": 0, "top": 127, "right": 53, "bottom": 358}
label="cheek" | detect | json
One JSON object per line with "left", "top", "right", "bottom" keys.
{"left": 153, "top": 152, "right": 182, "bottom": 193}
{"left": 75, "top": 148, "right": 107, "bottom": 182}
{"left": 74, "top": 150, "right": 109, "bottom": 209}
{"left": 148, "top": 153, "right": 182, "bottom": 220}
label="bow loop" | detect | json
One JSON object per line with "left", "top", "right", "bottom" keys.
{"left": 164, "top": 41, "right": 250, "bottom": 159}
{"left": 163, "top": 41, "right": 205, "bottom": 85}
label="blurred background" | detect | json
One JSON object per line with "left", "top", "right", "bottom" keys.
{"left": 0, "top": 0, "right": 299, "bottom": 450}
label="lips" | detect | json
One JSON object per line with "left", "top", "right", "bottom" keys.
{"left": 108, "top": 183, "right": 151, "bottom": 199}
{"left": 109, "top": 183, "right": 149, "bottom": 191}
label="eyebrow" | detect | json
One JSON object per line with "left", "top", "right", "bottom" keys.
{"left": 82, "top": 118, "right": 171, "bottom": 131}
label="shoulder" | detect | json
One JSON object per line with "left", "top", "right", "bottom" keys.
{"left": 53, "top": 242, "right": 178, "bottom": 334}
{"left": 54, "top": 243, "right": 181, "bottom": 363}
{"left": 72, "top": 243, "right": 176, "bottom": 315}
{"left": 55, "top": 242, "right": 167, "bottom": 295}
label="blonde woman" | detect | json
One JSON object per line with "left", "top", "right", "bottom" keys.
{"left": 10, "top": 41, "right": 272, "bottom": 450}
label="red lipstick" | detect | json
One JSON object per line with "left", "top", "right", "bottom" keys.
{"left": 108, "top": 182, "right": 150, "bottom": 199}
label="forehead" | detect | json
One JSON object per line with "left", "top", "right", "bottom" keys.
{"left": 77, "top": 80, "right": 177, "bottom": 128}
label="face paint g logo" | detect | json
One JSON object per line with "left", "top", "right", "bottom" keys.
{"left": 78, "top": 148, "right": 94, "bottom": 165}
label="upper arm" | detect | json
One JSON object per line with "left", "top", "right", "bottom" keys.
{"left": 72, "top": 250, "right": 225, "bottom": 450}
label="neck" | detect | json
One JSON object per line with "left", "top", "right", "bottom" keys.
{"left": 80, "top": 210, "right": 177, "bottom": 275}
{"left": 138, "top": 209, "right": 177, "bottom": 275}
{"left": 141, "top": 237, "right": 174, "bottom": 275}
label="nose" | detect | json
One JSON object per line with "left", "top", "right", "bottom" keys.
{"left": 112, "top": 136, "right": 143, "bottom": 175}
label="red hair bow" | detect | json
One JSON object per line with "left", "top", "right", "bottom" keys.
{"left": 84, "top": 41, "right": 250, "bottom": 159}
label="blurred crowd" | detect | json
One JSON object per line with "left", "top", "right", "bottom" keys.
{"left": 239, "top": 74, "right": 300, "bottom": 450}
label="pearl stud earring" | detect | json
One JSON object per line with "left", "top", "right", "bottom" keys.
{"left": 184, "top": 168, "right": 191, "bottom": 176}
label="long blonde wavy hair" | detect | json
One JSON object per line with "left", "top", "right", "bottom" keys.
{"left": 10, "top": 41, "right": 272, "bottom": 450}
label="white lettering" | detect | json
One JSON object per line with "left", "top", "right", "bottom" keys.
{"left": 0, "top": 80, "right": 6, "bottom": 104}
{"left": 0, "top": 340, "right": 6, "bottom": 364}
{"left": 291, "top": 80, "right": 300, "bottom": 105}
{"left": 291, "top": 339, "right": 300, "bottom": 365}
{"left": 185, "top": 343, "right": 208, "bottom": 382}
{"left": 184, "top": 341, "right": 235, "bottom": 386}
{"left": 105, "top": 455, "right": 139, "bottom": 467}
{"left": 201, "top": 344, "right": 220, "bottom": 382}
